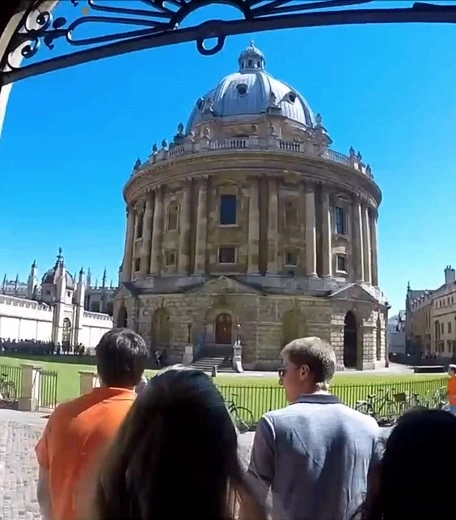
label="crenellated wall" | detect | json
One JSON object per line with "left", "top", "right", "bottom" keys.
{"left": 0, "top": 294, "right": 112, "bottom": 348}
{"left": 80, "top": 311, "right": 113, "bottom": 350}
{"left": 0, "top": 295, "right": 53, "bottom": 341}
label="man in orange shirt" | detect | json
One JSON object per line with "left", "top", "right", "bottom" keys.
{"left": 35, "top": 328, "right": 149, "bottom": 520}
{"left": 448, "top": 364, "right": 456, "bottom": 416}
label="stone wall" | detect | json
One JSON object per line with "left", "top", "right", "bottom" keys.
{"left": 119, "top": 281, "right": 387, "bottom": 370}
{"left": 0, "top": 295, "right": 53, "bottom": 341}
{"left": 79, "top": 311, "right": 113, "bottom": 350}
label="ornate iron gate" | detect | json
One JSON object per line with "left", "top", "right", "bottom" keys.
{"left": 2, "top": 1, "right": 456, "bottom": 85}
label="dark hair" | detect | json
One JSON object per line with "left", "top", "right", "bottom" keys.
{"left": 358, "top": 408, "right": 456, "bottom": 520}
{"left": 95, "top": 328, "right": 148, "bottom": 388}
{"left": 92, "top": 366, "right": 266, "bottom": 520}
{"left": 281, "top": 336, "right": 336, "bottom": 383}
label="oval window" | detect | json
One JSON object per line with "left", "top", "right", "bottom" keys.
{"left": 288, "top": 92, "right": 297, "bottom": 103}
{"left": 237, "top": 83, "right": 248, "bottom": 96}
{"left": 196, "top": 97, "right": 205, "bottom": 110}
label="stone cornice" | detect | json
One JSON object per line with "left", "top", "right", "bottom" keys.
{"left": 123, "top": 150, "right": 381, "bottom": 207}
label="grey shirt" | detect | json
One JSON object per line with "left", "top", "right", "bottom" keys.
{"left": 247, "top": 394, "right": 381, "bottom": 520}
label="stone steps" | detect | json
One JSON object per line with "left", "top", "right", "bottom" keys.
{"left": 190, "top": 355, "right": 235, "bottom": 373}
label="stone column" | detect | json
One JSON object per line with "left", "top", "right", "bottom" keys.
{"left": 122, "top": 206, "right": 135, "bottom": 282}
{"left": 247, "top": 178, "right": 260, "bottom": 274}
{"left": 362, "top": 203, "right": 372, "bottom": 284}
{"left": 352, "top": 197, "right": 364, "bottom": 282}
{"left": 79, "top": 371, "right": 98, "bottom": 396}
{"left": 304, "top": 185, "right": 317, "bottom": 277}
{"left": 267, "top": 177, "right": 279, "bottom": 273}
{"left": 321, "top": 189, "right": 332, "bottom": 277}
{"left": 150, "top": 188, "right": 164, "bottom": 275}
{"left": 178, "top": 180, "right": 192, "bottom": 273}
{"left": 18, "top": 365, "right": 41, "bottom": 412}
{"left": 194, "top": 177, "right": 208, "bottom": 274}
{"left": 369, "top": 208, "right": 379, "bottom": 286}
{"left": 140, "top": 196, "right": 154, "bottom": 276}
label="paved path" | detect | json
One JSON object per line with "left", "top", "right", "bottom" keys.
{"left": 0, "top": 411, "right": 47, "bottom": 520}
{"left": 0, "top": 410, "right": 255, "bottom": 520}
{"left": 0, "top": 411, "right": 387, "bottom": 519}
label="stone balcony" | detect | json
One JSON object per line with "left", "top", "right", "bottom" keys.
{"left": 132, "top": 134, "right": 373, "bottom": 179}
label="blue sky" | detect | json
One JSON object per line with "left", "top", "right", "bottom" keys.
{"left": 0, "top": 0, "right": 455, "bottom": 313}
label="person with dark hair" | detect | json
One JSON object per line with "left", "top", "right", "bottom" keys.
{"left": 35, "top": 328, "right": 148, "bottom": 520}
{"left": 356, "top": 408, "right": 456, "bottom": 520}
{"left": 92, "top": 366, "right": 267, "bottom": 520}
{"left": 245, "top": 337, "right": 381, "bottom": 520}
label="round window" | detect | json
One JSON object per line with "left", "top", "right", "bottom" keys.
{"left": 237, "top": 83, "right": 248, "bottom": 96}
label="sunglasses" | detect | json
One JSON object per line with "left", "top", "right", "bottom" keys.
{"left": 278, "top": 366, "right": 288, "bottom": 378}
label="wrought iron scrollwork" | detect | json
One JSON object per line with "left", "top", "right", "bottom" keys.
{"left": 2, "top": 0, "right": 456, "bottom": 85}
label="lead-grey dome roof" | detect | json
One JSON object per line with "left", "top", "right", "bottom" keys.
{"left": 186, "top": 42, "right": 315, "bottom": 132}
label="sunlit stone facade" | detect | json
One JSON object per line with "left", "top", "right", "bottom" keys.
{"left": 114, "top": 43, "right": 388, "bottom": 370}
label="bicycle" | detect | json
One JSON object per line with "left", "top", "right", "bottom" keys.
{"left": 0, "top": 373, "right": 17, "bottom": 404}
{"left": 355, "top": 388, "right": 400, "bottom": 426}
{"left": 225, "top": 393, "right": 255, "bottom": 433}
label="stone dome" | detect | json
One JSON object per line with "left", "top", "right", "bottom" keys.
{"left": 186, "top": 42, "right": 315, "bottom": 133}
{"left": 41, "top": 248, "right": 74, "bottom": 289}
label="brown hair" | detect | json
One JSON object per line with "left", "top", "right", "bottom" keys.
{"left": 91, "top": 366, "right": 267, "bottom": 520}
{"left": 281, "top": 336, "right": 336, "bottom": 384}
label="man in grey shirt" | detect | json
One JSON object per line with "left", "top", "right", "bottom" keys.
{"left": 245, "top": 337, "right": 381, "bottom": 520}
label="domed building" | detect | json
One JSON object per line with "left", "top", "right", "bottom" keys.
{"left": 115, "top": 43, "right": 388, "bottom": 370}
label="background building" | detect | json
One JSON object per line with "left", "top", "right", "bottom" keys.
{"left": 114, "top": 43, "right": 389, "bottom": 370}
{"left": 387, "top": 312, "right": 406, "bottom": 355}
{"left": 0, "top": 249, "right": 113, "bottom": 348}
{"left": 406, "top": 265, "right": 456, "bottom": 358}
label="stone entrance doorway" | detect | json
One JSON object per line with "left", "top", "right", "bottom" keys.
{"left": 62, "top": 318, "right": 71, "bottom": 347}
{"left": 343, "top": 311, "right": 358, "bottom": 368}
{"left": 215, "top": 313, "right": 232, "bottom": 345}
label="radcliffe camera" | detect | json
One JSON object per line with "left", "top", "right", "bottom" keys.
{"left": 1, "top": 2, "right": 456, "bottom": 520}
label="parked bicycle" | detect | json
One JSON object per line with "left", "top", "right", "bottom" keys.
{"left": 225, "top": 393, "right": 255, "bottom": 433}
{"left": 355, "top": 388, "right": 401, "bottom": 426}
{"left": 0, "top": 373, "right": 17, "bottom": 404}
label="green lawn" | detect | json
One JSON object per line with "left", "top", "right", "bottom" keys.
{"left": 0, "top": 355, "right": 447, "bottom": 414}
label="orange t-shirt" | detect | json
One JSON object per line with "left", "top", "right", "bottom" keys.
{"left": 35, "top": 386, "right": 136, "bottom": 520}
{"left": 448, "top": 376, "right": 456, "bottom": 405}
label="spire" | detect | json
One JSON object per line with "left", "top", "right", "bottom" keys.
{"left": 102, "top": 268, "right": 107, "bottom": 288}
{"left": 79, "top": 266, "right": 85, "bottom": 276}
{"left": 55, "top": 247, "right": 63, "bottom": 267}
{"left": 31, "top": 259, "right": 37, "bottom": 269}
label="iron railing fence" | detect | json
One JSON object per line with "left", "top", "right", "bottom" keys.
{"left": 38, "top": 369, "right": 58, "bottom": 410}
{"left": 217, "top": 378, "right": 448, "bottom": 424}
{"left": 0, "top": 364, "right": 22, "bottom": 408}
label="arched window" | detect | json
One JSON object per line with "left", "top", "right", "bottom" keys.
{"left": 91, "top": 301, "right": 100, "bottom": 313}
{"left": 136, "top": 213, "right": 144, "bottom": 239}
{"left": 167, "top": 202, "right": 179, "bottom": 231}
